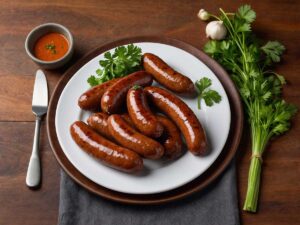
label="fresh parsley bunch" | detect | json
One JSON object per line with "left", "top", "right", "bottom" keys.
{"left": 88, "top": 44, "right": 142, "bottom": 86}
{"left": 203, "top": 5, "right": 297, "bottom": 212}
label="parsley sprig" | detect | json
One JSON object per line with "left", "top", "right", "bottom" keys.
{"left": 195, "top": 77, "right": 221, "bottom": 109}
{"left": 87, "top": 44, "right": 142, "bottom": 86}
{"left": 45, "top": 43, "right": 56, "bottom": 54}
{"left": 203, "top": 5, "right": 297, "bottom": 212}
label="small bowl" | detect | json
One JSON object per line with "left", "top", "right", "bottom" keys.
{"left": 25, "top": 23, "right": 74, "bottom": 69}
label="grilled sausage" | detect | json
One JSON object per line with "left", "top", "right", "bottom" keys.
{"left": 78, "top": 78, "right": 120, "bottom": 110}
{"left": 122, "top": 113, "right": 182, "bottom": 158}
{"left": 144, "top": 86, "right": 208, "bottom": 155}
{"left": 70, "top": 121, "right": 143, "bottom": 173}
{"left": 101, "top": 71, "right": 153, "bottom": 114}
{"left": 87, "top": 112, "right": 111, "bottom": 140}
{"left": 142, "top": 53, "right": 196, "bottom": 96}
{"left": 127, "top": 87, "right": 164, "bottom": 138}
{"left": 87, "top": 113, "right": 137, "bottom": 141}
{"left": 156, "top": 115, "right": 183, "bottom": 159}
{"left": 107, "top": 115, "right": 164, "bottom": 159}
{"left": 121, "top": 113, "right": 136, "bottom": 128}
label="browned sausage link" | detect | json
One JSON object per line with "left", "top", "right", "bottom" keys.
{"left": 123, "top": 112, "right": 182, "bottom": 158}
{"left": 144, "top": 86, "right": 208, "bottom": 155}
{"left": 121, "top": 114, "right": 136, "bottom": 128}
{"left": 78, "top": 78, "right": 120, "bottom": 110}
{"left": 127, "top": 87, "right": 164, "bottom": 138}
{"left": 101, "top": 71, "right": 153, "bottom": 114}
{"left": 87, "top": 112, "right": 111, "bottom": 140}
{"left": 142, "top": 53, "right": 196, "bottom": 96}
{"left": 70, "top": 121, "right": 143, "bottom": 173}
{"left": 107, "top": 115, "right": 164, "bottom": 159}
{"left": 87, "top": 113, "right": 136, "bottom": 140}
{"left": 156, "top": 115, "right": 183, "bottom": 159}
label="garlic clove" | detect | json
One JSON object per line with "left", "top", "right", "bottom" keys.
{"left": 197, "top": 9, "right": 210, "bottom": 21}
{"left": 205, "top": 21, "right": 227, "bottom": 40}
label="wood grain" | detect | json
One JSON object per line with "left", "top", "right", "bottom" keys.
{"left": 0, "top": 0, "right": 299, "bottom": 224}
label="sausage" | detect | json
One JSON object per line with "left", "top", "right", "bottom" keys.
{"left": 78, "top": 78, "right": 120, "bottom": 110}
{"left": 87, "top": 113, "right": 136, "bottom": 140}
{"left": 70, "top": 121, "right": 143, "bottom": 173}
{"left": 87, "top": 112, "right": 111, "bottom": 140}
{"left": 144, "top": 86, "right": 208, "bottom": 155}
{"left": 127, "top": 87, "right": 164, "bottom": 138}
{"left": 101, "top": 71, "right": 153, "bottom": 114}
{"left": 121, "top": 113, "right": 136, "bottom": 128}
{"left": 107, "top": 115, "right": 164, "bottom": 159}
{"left": 142, "top": 53, "right": 196, "bottom": 96}
{"left": 156, "top": 115, "right": 183, "bottom": 159}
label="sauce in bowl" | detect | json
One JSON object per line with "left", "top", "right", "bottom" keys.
{"left": 34, "top": 32, "right": 69, "bottom": 61}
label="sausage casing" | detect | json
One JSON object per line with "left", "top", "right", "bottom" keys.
{"left": 70, "top": 121, "right": 143, "bottom": 173}
{"left": 87, "top": 113, "right": 136, "bottom": 140}
{"left": 127, "top": 87, "right": 164, "bottom": 138}
{"left": 101, "top": 71, "right": 153, "bottom": 114}
{"left": 144, "top": 86, "right": 208, "bottom": 155}
{"left": 156, "top": 115, "right": 183, "bottom": 159}
{"left": 107, "top": 115, "right": 164, "bottom": 159}
{"left": 78, "top": 78, "right": 120, "bottom": 110}
{"left": 87, "top": 112, "right": 111, "bottom": 140}
{"left": 142, "top": 53, "right": 196, "bottom": 96}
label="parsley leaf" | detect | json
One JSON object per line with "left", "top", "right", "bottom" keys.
{"left": 87, "top": 75, "right": 99, "bottom": 86}
{"left": 195, "top": 77, "right": 222, "bottom": 109}
{"left": 261, "top": 41, "right": 285, "bottom": 63}
{"left": 237, "top": 4, "right": 256, "bottom": 23}
{"left": 132, "top": 84, "right": 142, "bottom": 90}
{"left": 87, "top": 44, "right": 142, "bottom": 86}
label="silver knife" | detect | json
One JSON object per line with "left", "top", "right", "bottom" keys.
{"left": 26, "top": 69, "right": 48, "bottom": 188}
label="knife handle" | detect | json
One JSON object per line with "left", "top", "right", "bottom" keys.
{"left": 26, "top": 116, "right": 41, "bottom": 188}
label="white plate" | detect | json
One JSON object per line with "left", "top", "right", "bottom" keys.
{"left": 55, "top": 42, "right": 231, "bottom": 194}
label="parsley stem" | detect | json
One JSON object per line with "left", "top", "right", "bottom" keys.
{"left": 197, "top": 95, "right": 201, "bottom": 109}
{"left": 243, "top": 157, "right": 262, "bottom": 212}
{"left": 220, "top": 8, "right": 249, "bottom": 68}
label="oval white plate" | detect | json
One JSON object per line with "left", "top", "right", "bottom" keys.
{"left": 55, "top": 42, "right": 231, "bottom": 194}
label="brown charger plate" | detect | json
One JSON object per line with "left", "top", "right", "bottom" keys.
{"left": 47, "top": 36, "right": 243, "bottom": 204}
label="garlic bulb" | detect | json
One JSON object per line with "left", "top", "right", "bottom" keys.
{"left": 205, "top": 21, "right": 227, "bottom": 40}
{"left": 197, "top": 9, "right": 210, "bottom": 21}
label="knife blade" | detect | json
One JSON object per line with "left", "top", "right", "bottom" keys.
{"left": 26, "top": 69, "right": 48, "bottom": 188}
{"left": 32, "top": 69, "right": 48, "bottom": 115}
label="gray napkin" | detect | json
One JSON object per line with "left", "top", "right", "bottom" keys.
{"left": 58, "top": 162, "right": 239, "bottom": 225}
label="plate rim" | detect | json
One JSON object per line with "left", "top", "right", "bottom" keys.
{"left": 47, "top": 35, "right": 244, "bottom": 204}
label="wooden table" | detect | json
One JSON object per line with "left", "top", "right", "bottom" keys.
{"left": 0, "top": 0, "right": 299, "bottom": 224}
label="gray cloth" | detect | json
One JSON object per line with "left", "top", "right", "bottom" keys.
{"left": 58, "top": 162, "right": 239, "bottom": 225}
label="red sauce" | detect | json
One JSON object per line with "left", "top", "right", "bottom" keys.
{"left": 34, "top": 32, "right": 69, "bottom": 61}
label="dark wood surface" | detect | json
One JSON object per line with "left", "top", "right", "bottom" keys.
{"left": 0, "top": 0, "right": 299, "bottom": 224}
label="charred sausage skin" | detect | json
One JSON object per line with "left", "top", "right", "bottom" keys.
{"left": 87, "top": 112, "right": 111, "bottom": 140}
{"left": 156, "top": 115, "right": 183, "bottom": 159}
{"left": 70, "top": 121, "right": 143, "bottom": 173}
{"left": 107, "top": 115, "right": 164, "bottom": 159}
{"left": 78, "top": 78, "right": 120, "bottom": 110}
{"left": 101, "top": 71, "right": 153, "bottom": 114}
{"left": 144, "top": 86, "right": 208, "bottom": 155}
{"left": 127, "top": 87, "right": 163, "bottom": 138}
{"left": 142, "top": 53, "right": 196, "bottom": 96}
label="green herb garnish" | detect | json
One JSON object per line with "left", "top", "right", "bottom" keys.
{"left": 87, "top": 44, "right": 142, "bottom": 86}
{"left": 195, "top": 77, "right": 222, "bottom": 109}
{"left": 132, "top": 84, "right": 142, "bottom": 90}
{"left": 45, "top": 43, "right": 56, "bottom": 54}
{"left": 203, "top": 5, "right": 297, "bottom": 212}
